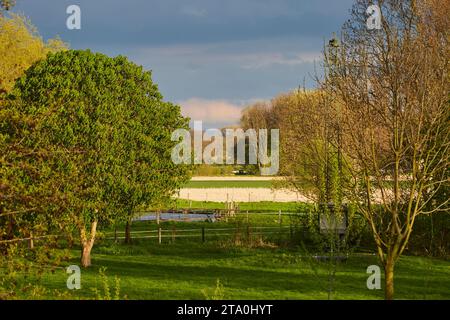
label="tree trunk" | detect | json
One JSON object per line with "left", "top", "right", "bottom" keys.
{"left": 80, "top": 220, "right": 97, "bottom": 268}
{"left": 124, "top": 220, "right": 132, "bottom": 244}
{"left": 81, "top": 243, "right": 93, "bottom": 267}
{"left": 384, "top": 259, "right": 395, "bottom": 300}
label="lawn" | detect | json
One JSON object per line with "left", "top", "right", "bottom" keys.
{"left": 184, "top": 180, "right": 273, "bottom": 188}
{"left": 173, "top": 200, "right": 305, "bottom": 212}
{"left": 6, "top": 213, "right": 449, "bottom": 300}
{"left": 22, "top": 214, "right": 449, "bottom": 300}
{"left": 38, "top": 240, "right": 450, "bottom": 300}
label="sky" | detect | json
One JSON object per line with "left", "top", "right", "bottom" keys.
{"left": 11, "top": 0, "right": 355, "bottom": 128}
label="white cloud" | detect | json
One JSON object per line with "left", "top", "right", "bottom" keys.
{"left": 178, "top": 98, "right": 244, "bottom": 124}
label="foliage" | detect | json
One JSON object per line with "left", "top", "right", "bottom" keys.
{"left": 0, "top": 243, "right": 72, "bottom": 299}
{"left": 202, "top": 278, "right": 225, "bottom": 300}
{"left": 0, "top": 14, "right": 67, "bottom": 95}
{"left": 193, "top": 164, "right": 237, "bottom": 176}
{"left": 0, "top": 14, "right": 68, "bottom": 254}
{"left": 241, "top": 90, "right": 352, "bottom": 205}
{"left": 2, "top": 49, "right": 190, "bottom": 267}
{"left": 91, "top": 267, "right": 122, "bottom": 300}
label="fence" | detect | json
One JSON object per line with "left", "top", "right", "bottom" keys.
{"left": 102, "top": 225, "right": 295, "bottom": 244}
{"left": 0, "top": 210, "right": 304, "bottom": 246}
{"left": 134, "top": 209, "right": 303, "bottom": 222}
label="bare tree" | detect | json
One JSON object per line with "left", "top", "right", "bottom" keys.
{"left": 324, "top": 0, "right": 449, "bottom": 299}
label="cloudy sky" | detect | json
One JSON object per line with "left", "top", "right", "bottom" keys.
{"left": 11, "top": 0, "right": 355, "bottom": 128}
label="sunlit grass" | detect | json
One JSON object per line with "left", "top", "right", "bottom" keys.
{"left": 37, "top": 241, "right": 450, "bottom": 300}
{"left": 184, "top": 180, "right": 273, "bottom": 188}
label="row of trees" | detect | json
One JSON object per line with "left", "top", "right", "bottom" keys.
{"left": 0, "top": 14, "right": 191, "bottom": 268}
{"left": 241, "top": 0, "right": 449, "bottom": 300}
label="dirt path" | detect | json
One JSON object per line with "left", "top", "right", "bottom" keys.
{"left": 177, "top": 188, "right": 310, "bottom": 202}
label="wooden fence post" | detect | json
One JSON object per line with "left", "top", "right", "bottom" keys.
{"left": 158, "top": 227, "right": 162, "bottom": 244}
{"left": 201, "top": 227, "right": 205, "bottom": 243}
{"left": 28, "top": 232, "right": 34, "bottom": 249}
{"left": 278, "top": 210, "right": 282, "bottom": 225}
{"left": 246, "top": 225, "right": 251, "bottom": 242}
{"left": 172, "top": 226, "right": 176, "bottom": 243}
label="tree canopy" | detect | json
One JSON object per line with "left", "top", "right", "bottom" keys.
{"left": 2, "top": 49, "right": 190, "bottom": 266}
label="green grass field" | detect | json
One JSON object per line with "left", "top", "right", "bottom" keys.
{"left": 12, "top": 214, "right": 448, "bottom": 300}
{"left": 184, "top": 180, "right": 273, "bottom": 188}
{"left": 173, "top": 200, "right": 305, "bottom": 212}
{"left": 37, "top": 240, "right": 450, "bottom": 300}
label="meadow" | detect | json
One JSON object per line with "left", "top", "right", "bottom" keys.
{"left": 173, "top": 200, "right": 303, "bottom": 212}
{"left": 16, "top": 211, "right": 450, "bottom": 300}
{"left": 184, "top": 180, "right": 273, "bottom": 189}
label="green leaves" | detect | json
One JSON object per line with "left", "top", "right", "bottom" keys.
{"left": 2, "top": 49, "right": 190, "bottom": 248}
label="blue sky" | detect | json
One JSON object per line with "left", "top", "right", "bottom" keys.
{"left": 11, "top": 0, "right": 355, "bottom": 127}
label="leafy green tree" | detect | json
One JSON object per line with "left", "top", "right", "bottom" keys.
{"left": 0, "top": 14, "right": 67, "bottom": 256}
{"left": 4, "top": 50, "right": 190, "bottom": 267}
